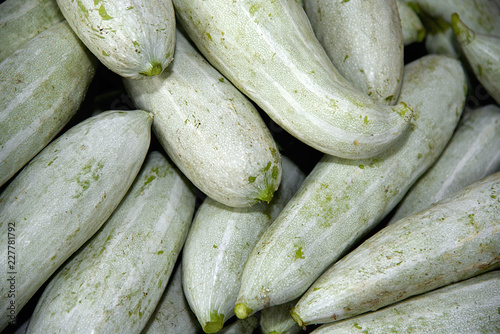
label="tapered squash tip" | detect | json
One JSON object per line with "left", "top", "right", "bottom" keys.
{"left": 290, "top": 308, "right": 306, "bottom": 330}
{"left": 451, "top": 13, "right": 474, "bottom": 46}
{"left": 234, "top": 303, "right": 253, "bottom": 319}
{"left": 203, "top": 311, "right": 225, "bottom": 333}
{"left": 140, "top": 61, "right": 163, "bottom": 77}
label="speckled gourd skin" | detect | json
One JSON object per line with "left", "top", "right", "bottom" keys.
{"left": 172, "top": 0, "right": 412, "bottom": 159}
{"left": 389, "top": 104, "right": 500, "bottom": 224}
{"left": 399, "top": 0, "right": 500, "bottom": 36}
{"left": 142, "top": 263, "right": 202, "bottom": 334}
{"left": 0, "top": 21, "right": 98, "bottom": 188}
{"left": 124, "top": 30, "right": 282, "bottom": 208}
{"left": 396, "top": 0, "right": 426, "bottom": 45}
{"left": 292, "top": 172, "right": 500, "bottom": 327}
{"left": 56, "top": 0, "right": 176, "bottom": 79}
{"left": 0, "top": 0, "right": 64, "bottom": 62}
{"left": 304, "top": 0, "right": 404, "bottom": 105}
{"left": 181, "top": 156, "right": 304, "bottom": 333}
{"left": 452, "top": 14, "right": 500, "bottom": 105}
{"left": 0, "top": 110, "right": 152, "bottom": 332}
{"left": 234, "top": 55, "right": 466, "bottom": 318}
{"left": 26, "top": 151, "right": 195, "bottom": 334}
{"left": 308, "top": 271, "right": 500, "bottom": 333}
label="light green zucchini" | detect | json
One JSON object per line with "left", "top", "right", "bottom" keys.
{"left": 291, "top": 172, "right": 500, "bottom": 327}
{"left": 56, "top": 0, "right": 175, "bottom": 78}
{"left": 304, "top": 0, "right": 404, "bottom": 104}
{"left": 396, "top": 0, "right": 426, "bottom": 45}
{"left": 218, "top": 317, "right": 259, "bottom": 334}
{"left": 141, "top": 263, "right": 202, "bottom": 334}
{"left": 0, "top": 20, "right": 98, "bottom": 188}
{"left": 234, "top": 54, "right": 466, "bottom": 319}
{"left": 124, "top": 30, "right": 282, "bottom": 207}
{"left": 182, "top": 156, "right": 304, "bottom": 333}
{"left": 0, "top": 0, "right": 64, "bottom": 62}
{"left": 26, "top": 151, "right": 195, "bottom": 333}
{"left": 400, "top": 0, "right": 500, "bottom": 36}
{"left": 0, "top": 110, "right": 152, "bottom": 332}
{"left": 173, "top": 0, "right": 412, "bottom": 159}
{"left": 452, "top": 13, "right": 500, "bottom": 105}
{"left": 388, "top": 104, "right": 500, "bottom": 224}
{"left": 259, "top": 299, "right": 302, "bottom": 334}
{"left": 309, "top": 271, "right": 500, "bottom": 333}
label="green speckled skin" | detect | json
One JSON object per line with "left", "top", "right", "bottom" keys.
{"left": 142, "top": 263, "right": 202, "bottom": 334}
{"left": 0, "top": 21, "right": 98, "bottom": 188}
{"left": 235, "top": 55, "right": 466, "bottom": 317}
{"left": 0, "top": 0, "right": 64, "bottom": 62}
{"left": 0, "top": 110, "right": 152, "bottom": 332}
{"left": 182, "top": 156, "right": 304, "bottom": 332}
{"left": 396, "top": 0, "right": 426, "bottom": 45}
{"left": 389, "top": 104, "right": 500, "bottom": 224}
{"left": 172, "top": 0, "right": 412, "bottom": 159}
{"left": 26, "top": 151, "right": 195, "bottom": 334}
{"left": 56, "top": 0, "right": 176, "bottom": 78}
{"left": 309, "top": 271, "right": 500, "bottom": 333}
{"left": 304, "top": 0, "right": 404, "bottom": 104}
{"left": 293, "top": 173, "right": 500, "bottom": 325}
{"left": 452, "top": 14, "right": 500, "bottom": 105}
{"left": 124, "top": 30, "right": 282, "bottom": 208}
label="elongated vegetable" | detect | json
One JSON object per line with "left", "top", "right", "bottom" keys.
{"left": 0, "top": 0, "right": 64, "bottom": 62}
{"left": 124, "top": 30, "right": 281, "bottom": 207}
{"left": 26, "top": 151, "right": 195, "bottom": 333}
{"left": 389, "top": 104, "right": 500, "bottom": 224}
{"left": 259, "top": 299, "right": 302, "bottom": 334}
{"left": 234, "top": 54, "right": 466, "bottom": 319}
{"left": 304, "top": 0, "right": 404, "bottom": 104}
{"left": 400, "top": 0, "right": 500, "bottom": 36}
{"left": 182, "top": 156, "right": 304, "bottom": 333}
{"left": 0, "top": 110, "right": 152, "bottom": 332}
{"left": 292, "top": 172, "right": 500, "bottom": 327}
{"left": 0, "top": 20, "right": 98, "bottom": 188}
{"left": 56, "top": 0, "right": 176, "bottom": 78}
{"left": 396, "top": 0, "right": 426, "bottom": 45}
{"left": 173, "top": 0, "right": 412, "bottom": 159}
{"left": 141, "top": 263, "right": 202, "bottom": 334}
{"left": 452, "top": 13, "right": 500, "bottom": 105}
{"left": 309, "top": 271, "right": 500, "bottom": 333}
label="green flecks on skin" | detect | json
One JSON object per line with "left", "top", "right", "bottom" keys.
{"left": 133, "top": 40, "right": 140, "bottom": 48}
{"left": 77, "top": 1, "right": 89, "bottom": 19}
{"left": 72, "top": 160, "right": 104, "bottom": 199}
{"left": 295, "top": 245, "right": 305, "bottom": 259}
{"left": 218, "top": 77, "right": 224, "bottom": 82}
{"left": 98, "top": 4, "right": 113, "bottom": 20}
{"left": 364, "top": 116, "right": 369, "bottom": 124}
{"left": 353, "top": 323, "right": 362, "bottom": 330}
{"left": 140, "top": 62, "right": 163, "bottom": 77}
{"left": 203, "top": 311, "right": 225, "bottom": 333}
{"left": 249, "top": 4, "right": 261, "bottom": 15}
{"left": 385, "top": 95, "right": 394, "bottom": 103}
{"left": 248, "top": 176, "right": 256, "bottom": 183}
{"left": 102, "top": 50, "right": 110, "bottom": 56}
{"left": 477, "top": 65, "right": 483, "bottom": 77}
{"left": 47, "top": 156, "right": 58, "bottom": 166}
{"left": 126, "top": 6, "right": 134, "bottom": 10}
{"left": 271, "top": 165, "right": 279, "bottom": 180}
{"left": 157, "top": 250, "right": 164, "bottom": 255}
{"left": 206, "top": 32, "right": 212, "bottom": 41}
{"left": 213, "top": 245, "right": 218, "bottom": 249}
{"left": 263, "top": 161, "right": 272, "bottom": 172}
{"left": 359, "top": 165, "right": 365, "bottom": 169}
{"left": 344, "top": 54, "right": 349, "bottom": 62}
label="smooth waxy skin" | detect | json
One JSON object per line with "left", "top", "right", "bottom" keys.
{"left": 234, "top": 55, "right": 466, "bottom": 318}
{"left": 56, "top": 0, "right": 175, "bottom": 78}
{"left": 141, "top": 263, "right": 202, "bottom": 334}
{"left": 0, "top": 21, "right": 98, "bottom": 188}
{"left": 124, "top": 30, "right": 281, "bottom": 207}
{"left": 452, "top": 14, "right": 500, "bottom": 105}
{"left": 389, "top": 104, "right": 500, "bottom": 224}
{"left": 182, "top": 156, "right": 304, "bottom": 333}
{"left": 0, "top": 0, "right": 64, "bottom": 62}
{"left": 26, "top": 151, "right": 195, "bottom": 334}
{"left": 173, "top": 0, "right": 412, "bottom": 159}
{"left": 292, "top": 172, "right": 500, "bottom": 326}
{"left": 309, "top": 271, "right": 500, "bottom": 333}
{"left": 400, "top": 0, "right": 500, "bottom": 36}
{"left": 260, "top": 299, "right": 302, "bottom": 334}
{"left": 304, "top": 0, "right": 404, "bottom": 104}
{"left": 396, "top": 0, "right": 426, "bottom": 45}
{"left": 0, "top": 110, "right": 152, "bottom": 332}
